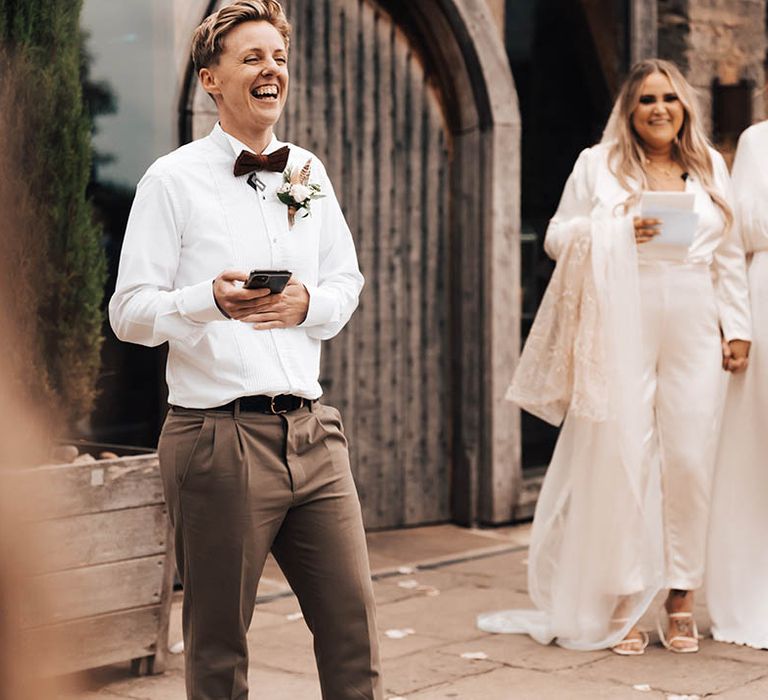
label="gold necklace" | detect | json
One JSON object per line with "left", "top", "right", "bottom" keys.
{"left": 645, "top": 158, "right": 679, "bottom": 179}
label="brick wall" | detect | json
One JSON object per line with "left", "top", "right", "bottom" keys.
{"left": 659, "top": 0, "right": 767, "bottom": 133}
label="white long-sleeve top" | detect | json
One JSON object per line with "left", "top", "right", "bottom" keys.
{"left": 544, "top": 143, "right": 751, "bottom": 341}
{"left": 109, "top": 123, "right": 364, "bottom": 407}
{"left": 731, "top": 121, "right": 768, "bottom": 255}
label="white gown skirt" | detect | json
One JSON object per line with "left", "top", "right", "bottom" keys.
{"left": 706, "top": 250, "right": 768, "bottom": 649}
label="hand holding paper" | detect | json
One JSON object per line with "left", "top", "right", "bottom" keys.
{"left": 638, "top": 191, "right": 698, "bottom": 254}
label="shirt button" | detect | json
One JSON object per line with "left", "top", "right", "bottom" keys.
{"left": 273, "top": 238, "right": 277, "bottom": 243}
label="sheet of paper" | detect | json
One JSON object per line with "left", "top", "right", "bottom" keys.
{"left": 640, "top": 191, "right": 695, "bottom": 212}
{"left": 640, "top": 191, "right": 698, "bottom": 250}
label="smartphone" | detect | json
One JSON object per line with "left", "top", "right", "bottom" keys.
{"left": 244, "top": 269, "right": 292, "bottom": 294}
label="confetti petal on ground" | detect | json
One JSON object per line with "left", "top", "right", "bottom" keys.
{"left": 666, "top": 695, "right": 701, "bottom": 700}
{"left": 633, "top": 685, "right": 652, "bottom": 692}
{"left": 286, "top": 612, "right": 304, "bottom": 621}
{"left": 397, "top": 566, "right": 416, "bottom": 575}
{"left": 461, "top": 651, "right": 489, "bottom": 660}
{"left": 385, "top": 628, "right": 416, "bottom": 639}
{"left": 387, "top": 696, "right": 408, "bottom": 700}
{"left": 397, "top": 579, "right": 420, "bottom": 589}
{"left": 168, "top": 640, "right": 184, "bottom": 654}
{"left": 418, "top": 585, "right": 441, "bottom": 596}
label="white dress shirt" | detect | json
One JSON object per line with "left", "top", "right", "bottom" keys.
{"left": 109, "top": 123, "right": 364, "bottom": 407}
{"left": 544, "top": 143, "right": 751, "bottom": 341}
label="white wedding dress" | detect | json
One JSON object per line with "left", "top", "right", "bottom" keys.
{"left": 706, "top": 121, "right": 768, "bottom": 649}
{"left": 478, "top": 205, "right": 665, "bottom": 650}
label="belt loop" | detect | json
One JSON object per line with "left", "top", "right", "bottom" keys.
{"left": 234, "top": 398, "right": 241, "bottom": 419}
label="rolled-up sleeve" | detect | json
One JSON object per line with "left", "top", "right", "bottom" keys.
{"left": 298, "top": 165, "right": 364, "bottom": 340}
{"left": 109, "top": 167, "right": 225, "bottom": 348}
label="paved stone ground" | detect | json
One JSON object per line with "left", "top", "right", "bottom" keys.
{"left": 58, "top": 524, "right": 768, "bottom": 700}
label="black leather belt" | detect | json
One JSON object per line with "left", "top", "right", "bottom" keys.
{"left": 207, "top": 394, "right": 311, "bottom": 415}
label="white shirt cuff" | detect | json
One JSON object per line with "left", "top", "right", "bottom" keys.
{"left": 721, "top": 322, "right": 752, "bottom": 343}
{"left": 299, "top": 285, "right": 337, "bottom": 327}
{"left": 177, "top": 279, "right": 228, "bottom": 323}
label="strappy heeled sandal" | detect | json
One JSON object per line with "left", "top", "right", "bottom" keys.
{"left": 610, "top": 618, "right": 650, "bottom": 656}
{"left": 657, "top": 609, "right": 699, "bottom": 653}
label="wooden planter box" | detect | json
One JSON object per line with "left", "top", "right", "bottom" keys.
{"left": 19, "top": 450, "right": 175, "bottom": 676}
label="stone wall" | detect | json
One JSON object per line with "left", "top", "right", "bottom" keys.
{"left": 659, "top": 0, "right": 767, "bottom": 134}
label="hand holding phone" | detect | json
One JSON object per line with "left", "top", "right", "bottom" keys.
{"left": 241, "top": 276, "right": 310, "bottom": 330}
{"left": 244, "top": 269, "right": 292, "bottom": 294}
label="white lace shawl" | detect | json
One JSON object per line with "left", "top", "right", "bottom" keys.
{"left": 506, "top": 218, "right": 607, "bottom": 426}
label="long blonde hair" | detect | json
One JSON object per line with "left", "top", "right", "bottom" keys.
{"left": 601, "top": 59, "right": 732, "bottom": 227}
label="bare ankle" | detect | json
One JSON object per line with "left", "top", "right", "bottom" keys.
{"left": 666, "top": 589, "right": 693, "bottom": 613}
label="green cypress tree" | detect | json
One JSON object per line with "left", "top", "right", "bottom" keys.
{"left": 0, "top": 0, "right": 106, "bottom": 430}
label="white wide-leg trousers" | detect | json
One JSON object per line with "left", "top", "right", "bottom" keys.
{"left": 638, "top": 261, "right": 725, "bottom": 591}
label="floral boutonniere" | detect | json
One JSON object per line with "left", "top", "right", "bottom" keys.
{"left": 277, "top": 158, "right": 325, "bottom": 227}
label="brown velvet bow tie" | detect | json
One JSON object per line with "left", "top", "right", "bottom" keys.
{"left": 233, "top": 145, "right": 290, "bottom": 177}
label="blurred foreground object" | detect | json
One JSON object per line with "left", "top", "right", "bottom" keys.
{"left": 0, "top": 51, "right": 58, "bottom": 700}
{"left": 0, "top": 0, "right": 106, "bottom": 432}
{"left": 0, "top": 5, "right": 172, "bottom": 691}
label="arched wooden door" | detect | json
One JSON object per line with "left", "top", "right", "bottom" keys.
{"left": 181, "top": 0, "right": 521, "bottom": 529}
{"left": 186, "top": 0, "right": 452, "bottom": 528}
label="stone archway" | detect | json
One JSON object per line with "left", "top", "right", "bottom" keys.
{"left": 180, "top": 0, "right": 521, "bottom": 527}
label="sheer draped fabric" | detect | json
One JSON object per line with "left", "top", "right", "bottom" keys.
{"left": 505, "top": 219, "right": 607, "bottom": 426}
{"left": 706, "top": 122, "right": 768, "bottom": 649}
{"left": 479, "top": 213, "right": 665, "bottom": 650}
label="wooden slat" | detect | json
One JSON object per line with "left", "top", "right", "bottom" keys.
{"left": 317, "top": 0, "right": 343, "bottom": 416}
{"left": 373, "top": 12, "right": 400, "bottom": 526}
{"left": 388, "top": 22, "right": 410, "bottom": 528}
{"left": 22, "top": 605, "right": 164, "bottom": 676}
{"left": 338, "top": 0, "right": 364, "bottom": 493}
{"left": 419, "top": 89, "right": 447, "bottom": 522}
{"left": 23, "top": 556, "right": 166, "bottom": 627}
{"left": 354, "top": 0, "right": 380, "bottom": 519}
{"left": 32, "top": 504, "right": 168, "bottom": 573}
{"left": 431, "top": 114, "right": 452, "bottom": 516}
{"left": 152, "top": 518, "right": 176, "bottom": 674}
{"left": 403, "top": 55, "right": 425, "bottom": 523}
{"left": 278, "top": 0, "right": 294, "bottom": 138}
{"left": 450, "top": 129, "right": 484, "bottom": 525}
{"left": 21, "top": 455, "right": 163, "bottom": 519}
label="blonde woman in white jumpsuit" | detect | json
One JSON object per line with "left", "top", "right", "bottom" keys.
{"left": 478, "top": 60, "right": 750, "bottom": 654}
{"left": 706, "top": 120, "right": 768, "bottom": 649}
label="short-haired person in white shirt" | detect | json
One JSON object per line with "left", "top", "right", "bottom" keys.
{"left": 109, "top": 2, "right": 382, "bottom": 698}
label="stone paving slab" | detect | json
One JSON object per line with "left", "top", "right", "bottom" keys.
{"left": 382, "top": 646, "right": 502, "bottom": 697}
{"left": 560, "top": 640, "right": 768, "bottom": 697}
{"left": 54, "top": 523, "right": 768, "bottom": 700}
{"left": 716, "top": 674, "right": 768, "bottom": 699}
{"left": 404, "top": 665, "right": 663, "bottom": 700}
{"left": 434, "top": 635, "right": 612, "bottom": 673}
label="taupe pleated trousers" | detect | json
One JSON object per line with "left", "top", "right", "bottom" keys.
{"left": 158, "top": 402, "right": 383, "bottom": 700}
{"left": 638, "top": 261, "right": 725, "bottom": 590}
